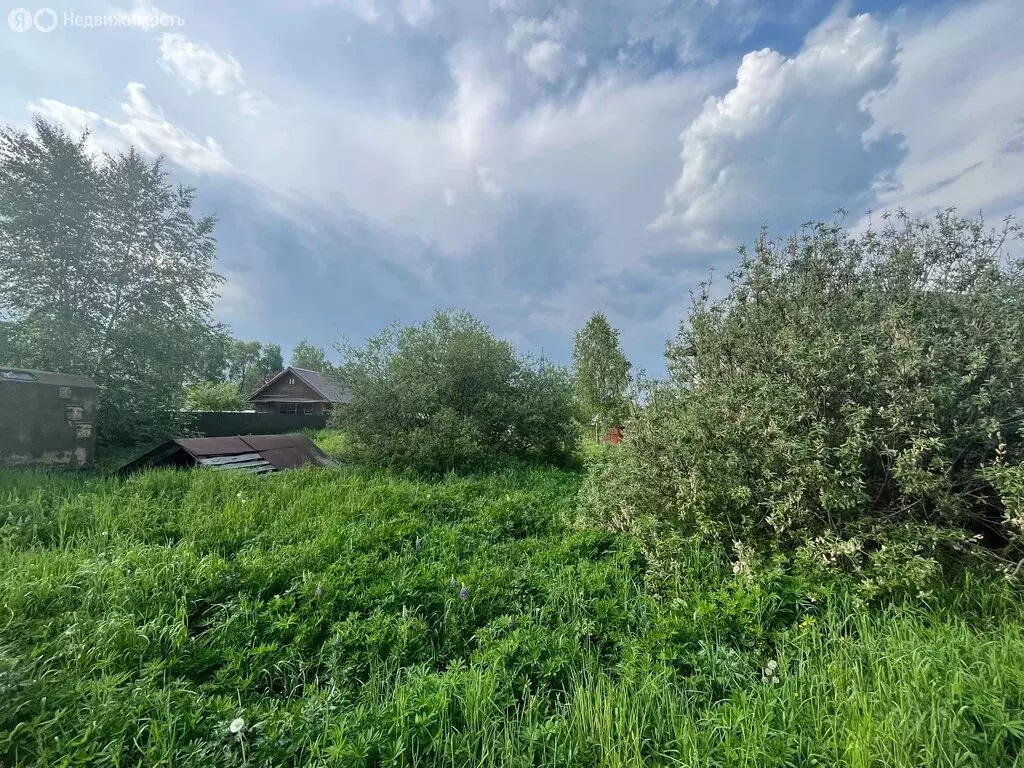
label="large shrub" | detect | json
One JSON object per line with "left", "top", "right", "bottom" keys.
{"left": 332, "top": 311, "right": 575, "bottom": 473}
{"left": 580, "top": 211, "right": 1024, "bottom": 594}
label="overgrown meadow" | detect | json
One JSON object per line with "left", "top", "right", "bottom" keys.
{"left": 2, "top": 452, "right": 1024, "bottom": 767}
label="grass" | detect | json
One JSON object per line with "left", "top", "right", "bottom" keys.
{"left": 1, "top": 447, "right": 1023, "bottom": 766}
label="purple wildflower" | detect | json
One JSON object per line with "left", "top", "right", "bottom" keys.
{"left": 459, "top": 585, "right": 469, "bottom": 602}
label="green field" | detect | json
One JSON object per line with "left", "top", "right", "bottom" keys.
{"left": 2, "top": 456, "right": 1024, "bottom": 766}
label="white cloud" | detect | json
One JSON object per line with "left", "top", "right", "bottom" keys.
{"left": 864, "top": 0, "right": 1024, "bottom": 219}
{"left": 653, "top": 12, "right": 900, "bottom": 250}
{"left": 399, "top": 0, "right": 434, "bottom": 27}
{"left": 476, "top": 165, "right": 502, "bottom": 198}
{"left": 159, "top": 33, "right": 244, "bottom": 96}
{"left": 505, "top": 11, "right": 575, "bottom": 81}
{"left": 523, "top": 39, "right": 564, "bottom": 81}
{"left": 159, "top": 33, "right": 269, "bottom": 115}
{"left": 29, "top": 83, "right": 232, "bottom": 174}
{"left": 237, "top": 90, "right": 272, "bottom": 116}
{"left": 107, "top": 0, "right": 175, "bottom": 31}
{"left": 329, "top": 0, "right": 435, "bottom": 29}
{"left": 445, "top": 46, "right": 506, "bottom": 163}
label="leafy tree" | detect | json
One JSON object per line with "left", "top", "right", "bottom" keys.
{"left": 190, "top": 325, "right": 234, "bottom": 384}
{"left": 0, "top": 119, "right": 221, "bottom": 445}
{"left": 572, "top": 312, "right": 631, "bottom": 427}
{"left": 224, "top": 340, "right": 259, "bottom": 394}
{"left": 291, "top": 339, "right": 332, "bottom": 373}
{"left": 226, "top": 340, "right": 285, "bottom": 394}
{"left": 260, "top": 343, "right": 283, "bottom": 375}
{"left": 334, "top": 310, "right": 575, "bottom": 474}
{"left": 580, "top": 211, "right": 1024, "bottom": 597}
{"left": 183, "top": 381, "right": 246, "bottom": 411}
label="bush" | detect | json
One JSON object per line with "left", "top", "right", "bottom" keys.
{"left": 580, "top": 211, "right": 1024, "bottom": 595}
{"left": 332, "top": 311, "right": 576, "bottom": 474}
{"left": 184, "top": 381, "right": 247, "bottom": 411}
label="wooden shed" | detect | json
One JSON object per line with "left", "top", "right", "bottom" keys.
{"left": 0, "top": 367, "right": 98, "bottom": 468}
{"left": 118, "top": 433, "right": 335, "bottom": 475}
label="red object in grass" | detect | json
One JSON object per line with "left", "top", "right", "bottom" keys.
{"left": 606, "top": 426, "right": 623, "bottom": 445}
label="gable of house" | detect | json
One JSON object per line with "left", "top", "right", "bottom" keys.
{"left": 250, "top": 371, "right": 326, "bottom": 403}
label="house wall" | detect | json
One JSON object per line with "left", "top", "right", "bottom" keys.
{"left": 0, "top": 379, "right": 97, "bottom": 468}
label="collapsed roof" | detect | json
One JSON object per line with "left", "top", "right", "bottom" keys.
{"left": 118, "top": 433, "right": 335, "bottom": 475}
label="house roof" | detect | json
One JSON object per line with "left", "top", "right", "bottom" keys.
{"left": 0, "top": 367, "right": 97, "bottom": 388}
{"left": 118, "top": 433, "right": 335, "bottom": 475}
{"left": 247, "top": 366, "right": 350, "bottom": 404}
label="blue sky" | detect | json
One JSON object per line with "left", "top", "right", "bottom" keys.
{"left": 3, "top": 0, "right": 1023, "bottom": 375}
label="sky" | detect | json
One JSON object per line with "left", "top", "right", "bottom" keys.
{"left": 3, "top": 0, "right": 1023, "bottom": 375}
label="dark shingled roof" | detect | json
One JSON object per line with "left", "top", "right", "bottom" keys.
{"left": 290, "top": 368, "right": 350, "bottom": 404}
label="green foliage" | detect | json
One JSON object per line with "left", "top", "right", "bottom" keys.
{"left": 571, "top": 312, "right": 631, "bottom": 427}
{"left": 333, "top": 310, "right": 576, "bottom": 474}
{"left": 291, "top": 339, "right": 333, "bottom": 373}
{"left": 184, "top": 381, "right": 247, "bottom": 411}
{"left": 0, "top": 118, "right": 222, "bottom": 446}
{"left": 1, "top": 458, "right": 1023, "bottom": 766}
{"left": 581, "top": 211, "right": 1024, "bottom": 597}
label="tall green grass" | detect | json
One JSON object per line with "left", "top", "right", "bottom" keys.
{"left": 1, "top": 460, "right": 1022, "bottom": 766}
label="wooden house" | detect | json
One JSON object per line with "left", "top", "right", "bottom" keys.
{"left": 246, "top": 366, "right": 349, "bottom": 415}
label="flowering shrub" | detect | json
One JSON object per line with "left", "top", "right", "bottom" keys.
{"left": 580, "top": 211, "right": 1024, "bottom": 595}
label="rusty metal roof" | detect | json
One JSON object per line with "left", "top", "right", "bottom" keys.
{"left": 119, "top": 433, "right": 335, "bottom": 475}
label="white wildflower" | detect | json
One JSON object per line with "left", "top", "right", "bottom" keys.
{"left": 229, "top": 717, "right": 245, "bottom": 734}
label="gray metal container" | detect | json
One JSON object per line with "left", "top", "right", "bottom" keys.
{"left": 0, "top": 367, "right": 98, "bottom": 468}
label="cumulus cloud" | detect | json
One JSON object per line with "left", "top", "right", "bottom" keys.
{"left": 652, "top": 12, "right": 903, "bottom": 250}
{"left": 159, "top": 33, "right": 269, "bottom": 115}
{"left": 863, "top": 0, "right": 1024, "bottom": 219}
{"left": 29, "top": 83, "right": 232, "bottom": 174}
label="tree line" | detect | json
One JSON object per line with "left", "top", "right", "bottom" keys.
{"left": 0, "top": 118, "right": 629, "bottom": 446}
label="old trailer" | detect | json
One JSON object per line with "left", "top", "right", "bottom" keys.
{"left": 0, "top": 367, "right": 98, "bottom": 469}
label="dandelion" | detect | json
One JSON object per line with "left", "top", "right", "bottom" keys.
{"left": 229, "top": 717, "right": 245, "bottom": 735}
{"left": 459, "top": 585, "right": 469, "bottom": 601}
{"left": 766, "top": 659, "right": 778, "bottom": 670}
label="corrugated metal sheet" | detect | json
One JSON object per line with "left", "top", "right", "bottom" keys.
{"left": 119, "top": 433, "right": 334, "bottom": 475}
